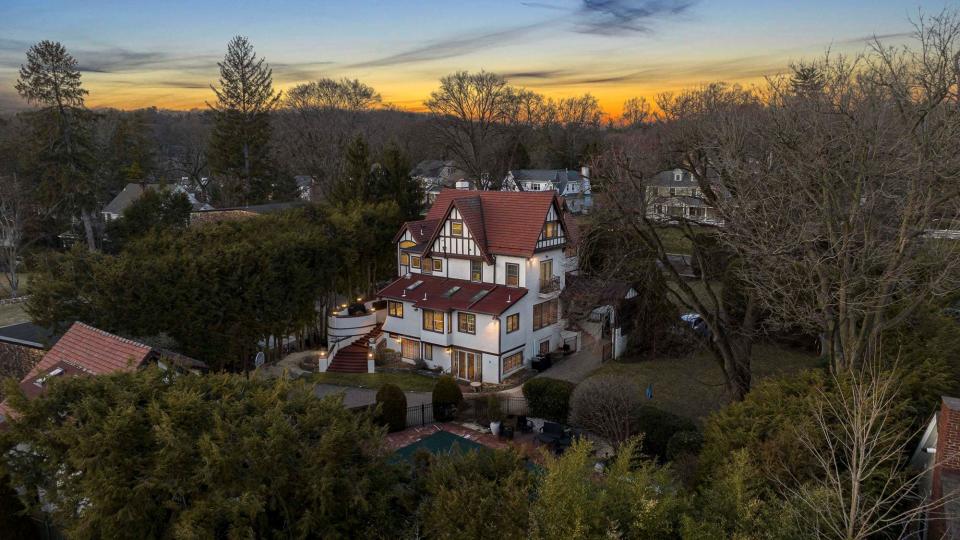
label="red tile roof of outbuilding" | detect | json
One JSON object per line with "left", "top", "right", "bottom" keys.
{"left": 22, "top": 322, "right": 155, "bottom": 380}
{"left": 378, "top": 274, "right": 527, "bottom": 316}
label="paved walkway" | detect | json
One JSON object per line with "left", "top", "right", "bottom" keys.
{"left": 502, "top": 333, "right": 603, "bottom": 396}
{"left": 313, "top": 384, "right": 432, "bottom": 409}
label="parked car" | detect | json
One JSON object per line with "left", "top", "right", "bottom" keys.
{"left": 680, "top": 313, "right": 710, "bottom": 338}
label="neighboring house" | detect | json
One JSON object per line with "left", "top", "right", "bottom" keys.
{"left": 410, "top": 160, "right": 471, "bottom": 207}
{"left": 101, "top": 182, "right": 213, "bottom": 222}
{"left": 502, "top": 167, "right": 592, "bottom": 214}
{"left": 189, "top": 201, "right": 308, "bottom": 226}
{"left": 561, "top": 275, "right": 638, "bottom": 360}
{"left": 375, "top": 189, "right": 573, "bottom": 384}
{"left": 0, "top": 322, "right": 206, "bottom": 423}
{"left": 645, "top": 168, "right": 723, "bottom": 226}
{"left": 913, "top": 396, "right": 960, "bottom": 538}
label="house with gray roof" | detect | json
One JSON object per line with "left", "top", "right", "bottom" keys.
{"left": 502, "top": 167, "right": 592, "bottom": 213}
{"left": 411, "top": 160, "right": 471, "bottom": 206}
{"left": 101, "top": 182, "right": 213, "bottom": 222}
{"left": 645, "top": 168, "right": 724, "bottom": 226}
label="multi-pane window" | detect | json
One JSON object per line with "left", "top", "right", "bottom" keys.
{"left": 423, "top": 343, "right": 433, "bottom": 362}
{"left": 422, "top": 257, "right": 432, "bottom": 274}
{"left": 471, "top": 260, "right": 482, "bottom": 282}
{"left": 388, "top": 301, "right": 404, "bottom": 318}
{"left": 423, "top": 309, "right": 445, "bottom": 333}
{"left": 505, "top": 263, "right": 519, "bottom": 287}
{"left": 458, "top": 313, "right": 476, "bottom": 334}
{"left": 412, "top": 255, "right": 421, "bottom": 269}
{"left": 400, "top": 252, "right": 409, "bottom": 266}
{"left": 540, "top": 259, "right": 553, "bottom": 283}
{"left": 433, "top": 258, "right": 443, "bottom": 272}
{"left": 533, "top": 299, "right": 559, "bottom": 330}
{"left": 506, "top": 313, "right": 519, "bottom": 333}
{"left": 502, "top": 351, "right": 523, "bottom": 373}
{"left": 401, "top": 339, "right": 420, "bottom": 360}
{"left": 544, "top": 221, "right": 559, "bottom": 239}
{"left": 451, "top": 221, "right": 463, "bottom": 236}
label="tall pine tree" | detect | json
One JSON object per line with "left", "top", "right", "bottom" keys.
{"left": 329, "top": 134, "right": 372, "bottom": 205}
{"left": 207, "top": 36, "right": 281, "bottom": 204}
{"left": 16, "top": 40, "right": 98, "bottom": 250}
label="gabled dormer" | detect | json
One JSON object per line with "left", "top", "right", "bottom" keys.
{"left": 429, "top": 206, "right": 484, "bottom": 260}
{"left": 535, "top": 200, "right": 566, "bottom": 252}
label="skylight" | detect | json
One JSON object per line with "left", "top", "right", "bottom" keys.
{"left": 442, "top": 286, "right": 461, "bottom": 298}
{"left": 468, "top": 289, "right": 490, "bottom": 303}
{"left": 405, "top": 280, "right": 424, "bottom": 291}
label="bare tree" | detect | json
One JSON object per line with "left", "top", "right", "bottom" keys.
{"left": 570, "top": 375, "right": 641, "bottom": 445}
{"left": 786, "top": 363, "right": 957, "bottom": 539}
{"left": 0, "top": 174, "right": 29, "bottom": 298}
{"left": 286, "top": 78, "right": 381, "bottom": 111}
{"left": 543, "top": 94, "right": 604, "bottom": 168}
{"left": 620, "top": 96, "right": 653, "bottom": 128}
{"left": 425, "top": 71, "right": 517, "bottom": 189}
{"left": 715, "top": 11, "right": 960, "bottom": 369}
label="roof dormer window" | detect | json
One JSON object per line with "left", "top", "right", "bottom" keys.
{"left": 673, "top": 170, "right": 682, "bottom": 182}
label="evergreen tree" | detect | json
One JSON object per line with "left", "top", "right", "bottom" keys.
{"left": 99, "top": 111, "right": 156, "bottom": 195}
{"left": 329, "top": 134, "right": 371, "bottom": 205}
{"left": 0, "top": 369, "right": 407, "bottom": 538}
{"left": 103, "top": 188, "right": 192, "bottom": 253}
{"left": 207, "top": 36, "right": 281, "bottom": 204}
{"left": 16, "top": 40, "right": 98, "bottom": 250}
{"left": 379, "top": 142, "right": 422, "bottom": 219}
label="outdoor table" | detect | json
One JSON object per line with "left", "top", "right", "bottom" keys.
{"left": 470, "top": 381, "right": 482, "bottom": 393}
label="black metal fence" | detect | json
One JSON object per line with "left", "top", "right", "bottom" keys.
{"left": 403, "top": 396, "right": 529, "bottom": 428}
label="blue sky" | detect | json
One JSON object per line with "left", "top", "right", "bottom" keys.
{"left": 0, "top": 0, "right": 945, "bottom": 113}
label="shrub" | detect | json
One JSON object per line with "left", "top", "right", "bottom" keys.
{"left": 522, "top": 377, "right": 575, "bottom": 422}
{"left": 375, "top": 383, "right": 407, "bottom": 432}
{"left": 570, "top": 375, "right": 641, "bottom": 445}
{"left": 432, "top": 376, "right": 463, "bottom": 421}
{"left": 666, "top": 430, "right": 704, "bottom": 461}
{"left": 633, "top": 405, "right": 696, "bottom": 460}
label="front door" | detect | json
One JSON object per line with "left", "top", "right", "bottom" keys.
{"left": 452, "top": 349, "right": 481, "bottom": 381}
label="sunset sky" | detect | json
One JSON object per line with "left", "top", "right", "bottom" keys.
{"left": 0, "top": 0, "right": 942, "bottom": 116}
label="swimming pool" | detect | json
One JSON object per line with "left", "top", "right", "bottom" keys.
{"left": 392, "top": 431, "right": 486, "bottom": 460}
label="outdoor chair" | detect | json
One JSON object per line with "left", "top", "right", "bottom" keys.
{"left": 535, "top": 421, "right": 569, "bottom": 445}
{"left": 516, "top": 415, "right": 532, "bottom": 433}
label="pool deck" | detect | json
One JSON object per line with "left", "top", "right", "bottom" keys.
{"left": 385, "top": 422, "right": 542, "bottom": 459}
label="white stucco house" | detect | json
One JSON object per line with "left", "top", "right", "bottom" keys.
{"left": 374, "top": 189, "right": 575, "bottom": 384}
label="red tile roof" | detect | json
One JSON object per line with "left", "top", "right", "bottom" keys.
{"left": 420, "top": 189, "right": 565, "bottom": 259}
{"left": 23, "top": 322, "right": 155, "bottom": 380}
{"left": 378, "top": 274, "right": 527, "bottom": 316}
{"left": 1, "top": 323, "right": 156, "bottom": 422}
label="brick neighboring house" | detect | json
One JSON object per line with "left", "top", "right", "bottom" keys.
{"left": 0, "top": 322, "right": 204, "bottom": 423}
{"left": 913, "top": 396, "right": 960, "bottom": 538}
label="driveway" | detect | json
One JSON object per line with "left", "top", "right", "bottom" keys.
{"left": 502, "top": 333, "right": 603, "bottom": 396}
{"left": 313, "top": 384, "right": 432, "bottom": 409}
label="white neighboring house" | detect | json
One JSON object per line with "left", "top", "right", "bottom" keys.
{"left": 376, "top": 189, "right": 573, "bottom": 384}
{"left": 410, "top": 160, "right": 471, "bottom": 207}
{"left": 645, "top": 168, "right": 724, "bottom": 226}
{"left": 502, "top": 167, "right": 592, "bottom": 213}
{"left": 101, "top": 182, "right": 213, "bottom": 223}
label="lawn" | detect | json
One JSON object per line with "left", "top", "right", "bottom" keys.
{"left": 0, "top": 302, "right": 30, "bottom": 327}
{"left": 307, "top": 371, "right": 439, "bottom": 393}
{"left": 0, "top": 273, "right": 30, "bottom": 300}
{"left": 586, "top": 342, "right": 823, "bottom": 423}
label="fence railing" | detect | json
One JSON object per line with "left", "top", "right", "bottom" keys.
{"left": 403, "top": 396, "right": 530, "bottom": 428}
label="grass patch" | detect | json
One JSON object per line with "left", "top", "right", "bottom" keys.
{"left": 307, "top": 371, "right": 438, "bottom": 392}
{"left": 655, "top": 227, "right": 693, "bottom": 254}
{"left": 587, "top": 342, "right": 822, "bottom": 423}
{"left": 0, "top": 303, "right": 29, "bottom": 327}
{"left": 0, "top": 273, "right": 30, "bottom": 300}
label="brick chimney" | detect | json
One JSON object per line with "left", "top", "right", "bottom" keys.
{"left": 931, "top": 397, "right": 960, "bottom": 538}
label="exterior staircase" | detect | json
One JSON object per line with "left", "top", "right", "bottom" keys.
{"left": 327, "top": 325, "right": 382, "bottom": 373}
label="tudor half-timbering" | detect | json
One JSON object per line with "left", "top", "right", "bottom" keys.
{"left": 379, "top": 189, "right": 572, "bottom": 383}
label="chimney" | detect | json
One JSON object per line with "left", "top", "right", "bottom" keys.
{"left": 930, "top": 397, "right": 960, "bottom": 538}
{"left": 580, "top": 166, "right": 592, "bottom": 194}
{"left": 455, "top": 180, "right": 470, "bottom": 190}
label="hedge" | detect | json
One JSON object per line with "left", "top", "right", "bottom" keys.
{"left": 376, "top": 383, "right": 407, "bottom": 432}
{"left": 432, "top": 376, "right": 463, "bottom": 421}
{"left": 634, "top": 405, "right": 696, "bottom": 460}
{"left": 522, "top": 378, "right": 575, "bottom": 422}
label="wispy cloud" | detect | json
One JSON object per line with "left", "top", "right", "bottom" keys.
{"left": 575, "top": 0, "right": 698, "bottom": 35}
{"left": 838, "top": 31, "right": 912, "bottom": 44}
{"left": 350, "top": 23, "right": 545, "bottom": 69}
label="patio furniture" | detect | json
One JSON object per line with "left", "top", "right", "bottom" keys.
{"left": 501, "top": 425, "right": 514, "bottom": 440}
{"left": 470, "top": 381, "right": 482, "bottom": 393}
{"left": 535, "top": 422, "right": 569, "bottom": 445}
{"left": 516, "top": 415, "right": 532, "bottom": 433}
